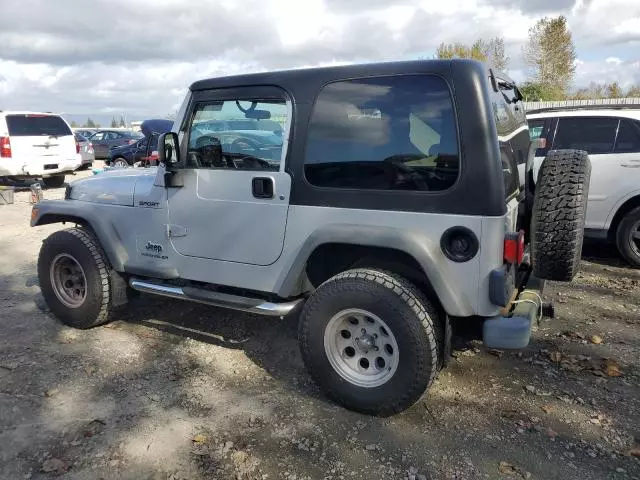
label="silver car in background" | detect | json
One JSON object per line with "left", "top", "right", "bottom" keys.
{"left": 74, "top": 132, "right": 94, "bottom": 170}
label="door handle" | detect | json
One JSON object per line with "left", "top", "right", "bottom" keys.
{"left": 252, "top": 177, "right": 274, "bottom": 199}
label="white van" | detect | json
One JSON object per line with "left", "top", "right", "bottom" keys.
{"left": 0, "top": 111, "right": 81, "bottom": 188}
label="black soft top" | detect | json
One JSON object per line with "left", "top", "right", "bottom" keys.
{"left": 190, "top": 59, "right": 489, "bottom": 93}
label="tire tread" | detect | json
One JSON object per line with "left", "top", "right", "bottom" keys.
{"left": 531, "top": 149, "right": 591, "bottom": 281}
{"left": 299, "top": 268, "right": 440, "bottom": 416}
{"left": 38, "top": 227, "right": 114, "bottom": 329}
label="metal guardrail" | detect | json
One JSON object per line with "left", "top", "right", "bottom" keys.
{"left": 524, "top": 98, "right": 640, "bottom": 113}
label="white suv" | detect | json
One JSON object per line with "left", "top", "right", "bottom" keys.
{"left": 0, "top": 111, "right": 81, "bottom": 188}
{"left": 527, "top": 107, "right": 640, "bottom": 267}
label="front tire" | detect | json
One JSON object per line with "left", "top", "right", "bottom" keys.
{"left": 111, "top": 157, "right": 130, "bottom": 168}
{"left": 42, "top": 175, "right": 65, "bottom": 189}
{"left": 38, "top": 228, "right": 115, "bottom": 329}
{"left": 616, "top": 206, "right": 640, "bottom": 267}
{"left": 531, "top": 149, "right": 591, "bottom": 281}
{"left": 298, "top": 269, "right": 440, "bottom": 416}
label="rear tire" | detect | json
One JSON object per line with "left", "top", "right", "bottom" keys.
{"left": 42, "top": 175, "right": 65, "bottom": 189}
{"left": 298, "top": 268, "right": 440, "bottom": 416}
{"left": 38, "top": 228, "right": 115, "bottom": 329}
{"left": 531, "top": 149, "right": 591, "bottom": 281}
{"left": 615, "top": 206, "right": 640, "bottom": 268}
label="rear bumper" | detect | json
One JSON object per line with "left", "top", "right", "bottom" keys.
{"left": 0, "top": 156, "right": 81, "bottom": 177}
{"left": 80, "top": 151, "right": 95, "bottom": 165}
{"left": 482, "top": 271, "right": 545, "bottom": 349}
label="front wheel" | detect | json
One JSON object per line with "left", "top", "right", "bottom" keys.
{"left": 38, "top": 228, "right": 115, "bottom": 329}
{"left": 298, "top": 269, "right": 440, "bottom": 416}
{"left": 111, "top": 157, "right": 129, "bottom": 168}
{"left": 616, "top": 206, "right": 640, "bottom": 268}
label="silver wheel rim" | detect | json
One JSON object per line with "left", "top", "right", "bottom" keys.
{"left": 50, "top": 253, "right": 87, "bottom": 309}
{"left": 324, "top": 308, "right": 399, "bottom": 388}
{"left": 629, "top": 219, "right": 640, "bottom": 258}
{"left": 113, "top": 159, "right": 128, "bottom": 168}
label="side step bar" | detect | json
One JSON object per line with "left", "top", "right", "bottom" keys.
{"left": 129, "top": 279, "right": 303, "bottom": 317}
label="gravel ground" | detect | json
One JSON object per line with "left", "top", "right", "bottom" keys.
{"left": 1, "top": 167, "right": 639, "bottom": 480}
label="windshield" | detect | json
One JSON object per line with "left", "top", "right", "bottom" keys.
{"left": 6, "top": 114, "right": 72, "bottom": 137}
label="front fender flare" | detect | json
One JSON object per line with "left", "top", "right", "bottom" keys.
{"left": 31, "top": 200, "right": 129, "bottom": 272}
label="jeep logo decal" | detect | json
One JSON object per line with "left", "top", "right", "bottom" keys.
{"left": 145, "top": 242, "right": 163, "bottom": 253}
{"left": 139, "top": 200, "right": 160, "bottom": 208}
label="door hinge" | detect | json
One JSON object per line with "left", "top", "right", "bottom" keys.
{"left": 167, "top": 224, "right": 188, "bottom": 237}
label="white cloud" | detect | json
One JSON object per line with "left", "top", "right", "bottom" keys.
{"left": 0, "top": 0, "right": 638, "bottom": 115}
{"left": 576, "top": 58, "right": 640, "bottom": 88}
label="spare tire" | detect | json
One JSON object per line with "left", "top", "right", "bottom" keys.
{"left": 531, "top": 149, "right": 591, "bottom": 281}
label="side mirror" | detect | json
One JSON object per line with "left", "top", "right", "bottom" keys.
{"left": 158, "top": 132, "right": 181, "bottom": 170}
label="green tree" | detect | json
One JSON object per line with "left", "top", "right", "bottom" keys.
{"left": 606, "top": 82, "right": 623, "bottom": 98}
{"left": 84, "top": 118, "right": 96, "bottom": 128}
{"left": 437, "top": 41, "right": 486, "bottom": 61}
{"left": 70, "top": 120, "right": 78, "bottom": 128}
{"left": 483, "top": 37, "right": 509, "bottom": 71}
{"left": 436, "top": 37, "right": 509, "bottom": 71}
{"left": 110, "top": 117, "right": 118, "bottom": 128}
{"left": 523, "top": 16, "right": 576, "bottom": 100}
{"left": 519, "top": 82, "right": 555, "bottom": 101}
{"left": 627, "top": 85, "right": 640, "bottom": 97}
{"left": 570, "top": 82, "right": 603, "bottom": 100}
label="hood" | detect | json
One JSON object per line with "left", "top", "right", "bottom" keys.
{"left": 68, "top": 167, "right": 158, "bottom": 206}
{"left": 141, "top": 119, "right": 173, "bottom": 138}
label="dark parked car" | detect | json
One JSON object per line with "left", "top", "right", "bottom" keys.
{"left": 88, "top": 129, "right": 143, "bottom": 159}
{"left": 107, "top": 120, "right": 173, "bottom": 167}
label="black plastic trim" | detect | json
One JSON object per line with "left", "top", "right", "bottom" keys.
{"left": 440, "top": 226, "right": 479, "bottom": 263}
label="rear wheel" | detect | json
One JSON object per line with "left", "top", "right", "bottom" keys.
{"left": 615, "top": 206, "right": 640, "bottom": 267}
{"left": 112, "top": 157, "right": 129, "bottom": 168}
{"left": 42, "top": 175, "right": 65, "bottom": 189}
{"left": 38, "top": 228, "right": 115, "bottom": 329}
{"left": 298, "top": 268, "right": 440, "bottom": 416}
{"left": 531, "top": 149, "right": 591, "bottom": 281}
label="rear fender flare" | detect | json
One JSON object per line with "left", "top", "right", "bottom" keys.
{"left": 274, "top": 224, "right": 474, "bottom": 317}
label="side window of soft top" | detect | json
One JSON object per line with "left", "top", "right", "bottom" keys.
{"left": 303, "top": 74, "right": 460, "bottom": 192}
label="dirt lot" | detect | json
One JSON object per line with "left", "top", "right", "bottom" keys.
{"left": 1, "top": 167, "right": 639, "bottom": 480}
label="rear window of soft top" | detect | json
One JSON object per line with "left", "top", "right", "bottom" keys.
{"left": 6, "top": 114, "right": 72, "bottom": 137}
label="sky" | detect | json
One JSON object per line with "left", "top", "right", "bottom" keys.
{"left": 0, "top": 0, "right": 639, "bottom": 119}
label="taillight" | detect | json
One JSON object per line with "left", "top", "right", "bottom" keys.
{"left": 0, "top": 136, "right": 11, "bottom": 158}
{"left": 504, "top": 230, "right": 525, "bottom": 265}
{"left": 75, "top": 139, "right": 80, "bottom": 154}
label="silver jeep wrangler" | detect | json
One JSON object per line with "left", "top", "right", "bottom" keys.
{"left": 31, "top": 59, "right": 591, "bottom": 416}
